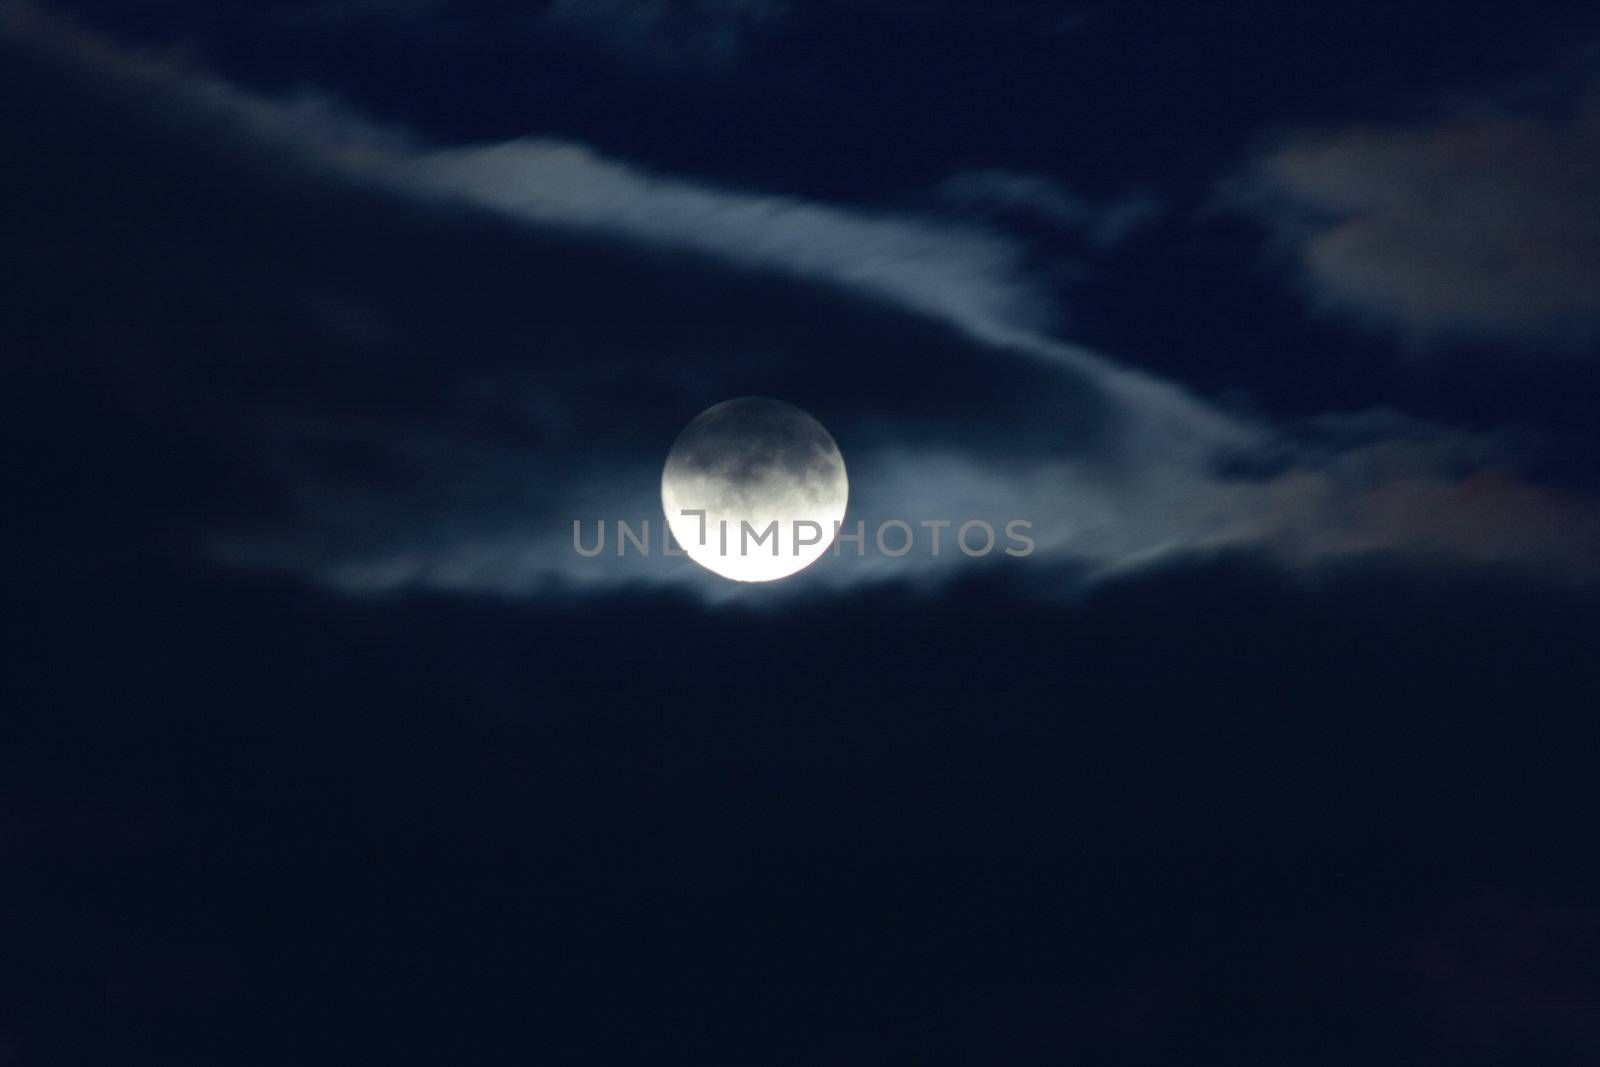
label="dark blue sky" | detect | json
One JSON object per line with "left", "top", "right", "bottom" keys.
{"left": 4, "top": 2, "right": 1600, "bottom": 1063}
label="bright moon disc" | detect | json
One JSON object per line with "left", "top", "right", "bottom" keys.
{"left": 661, "top": 397, "right": 849, "bottom": 582}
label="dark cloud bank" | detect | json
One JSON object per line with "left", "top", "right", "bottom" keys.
{"left": 8, "top": 562, "right": 1600, "bottom": 1063}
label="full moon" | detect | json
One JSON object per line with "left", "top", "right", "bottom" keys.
{"left": 661, "top": 397, "right": 849, "bottom": 582}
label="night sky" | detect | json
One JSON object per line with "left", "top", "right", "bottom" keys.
{"left": 5, "top": 2, "right": 1600, "bottom": 1063}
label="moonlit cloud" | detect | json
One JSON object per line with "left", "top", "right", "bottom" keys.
{"left": 1230, "top": 77, "right": 1600, "bottom": 345}
{"left": 383, "top": 137, "right": 1258, "bottom": 473}
{"left": 396, "top": 139, "right": 1044, "bottom": 344}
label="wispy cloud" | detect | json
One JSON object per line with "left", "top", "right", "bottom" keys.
{"left": 1228, "top": 72, "right": 1600, "bottom": 346}
{"left": 320, "top": 130, "right": 1600, "bottom": 595}
{"left": 398, "top": 139, "right": 1046, "bottom": 346}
